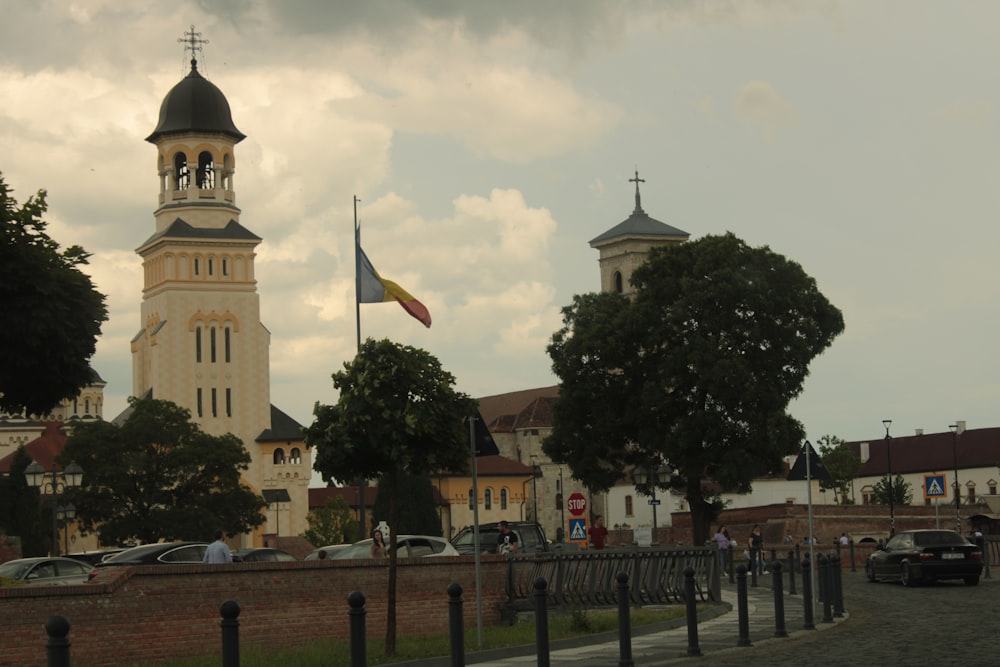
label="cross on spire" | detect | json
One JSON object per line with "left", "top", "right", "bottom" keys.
{"left": 178, "top": 25, "right": 209, "bottom": 70}
{"left": 629, "top": 169, "right": 645, "bottom": 213}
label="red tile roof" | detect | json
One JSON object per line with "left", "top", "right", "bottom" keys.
{"left": 477, "top": 386, "right": 558, "bottom": 425}
{"left": 0, "top": 422, "right": 66, "bottom": 474}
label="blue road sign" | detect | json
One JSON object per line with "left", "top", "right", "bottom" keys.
{"left": 924, "top": 474, "right": 947, "bottom": 499}
{"left": 568, "top": 517, "right": 588, "bottom": 543}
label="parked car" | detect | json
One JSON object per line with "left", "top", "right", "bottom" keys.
{"left": 65, "top": 548, "right": 130, "bottom": 566}
{"left": 232, "top": 547, "right": 297, "bottom": 562}
{"left": 865, "top": 529, "right": 983, "bottom": 586}
{"left": 0, "top": 557, "right": 96, "bottom": 586}
{"left": 96, "top": 542, "right": 209, "bottom": 567}
{"left": 452, "top": 521, "right": 549, "bottom": 555}
{"left": 303, "top": 544, "right": 352, "bottom": 560}
{"left": 331, "top": 535, "right": 459, "bottom": 559}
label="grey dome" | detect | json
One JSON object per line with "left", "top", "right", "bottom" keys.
{"left": 146, "top": 60, "right": 245, "bottom": 144}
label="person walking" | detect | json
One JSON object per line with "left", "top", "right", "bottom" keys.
{"left": 496, "top": 520, "right": 519, "bottom": 555}
{"left": 203, "top": 530, "right": 233, "bottom": 563}
{"left": 714, "top": 526, "right": 730, "bottom": 570}
{"left": 589, "top": 515, "right": 609, "bottom": 550}
{"left": 750, "top": 524, "right": 764, "bottom": 575}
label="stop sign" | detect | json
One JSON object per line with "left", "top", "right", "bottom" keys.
{"left": 567, "top": 492, "right": 587, "bottom": 516}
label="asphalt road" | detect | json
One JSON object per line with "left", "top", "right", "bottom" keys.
{"left": 692, "top": 567, "right": 1000, "bottom": 666}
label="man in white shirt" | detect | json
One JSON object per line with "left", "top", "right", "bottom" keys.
{"left": 203, "top": 530, "right": 233, "bottom": 563}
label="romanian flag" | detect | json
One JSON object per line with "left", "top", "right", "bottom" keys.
{"left": 357, "top": 246, "right": 432, "bottom": 328}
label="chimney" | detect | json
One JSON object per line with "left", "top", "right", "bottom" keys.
{"left": 859, "top": 442, "right": 870, "bottom": 463}
{"left": 956, "top": 421, "right": 967, "bottom": 435}
{"left": 915, "top": 429, "right": 924, "bottom": 436}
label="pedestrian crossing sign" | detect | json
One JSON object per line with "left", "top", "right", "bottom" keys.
{"left": 568, "top": 517, "right": 588, "bottom": 545}
{"left": 924, "top": 474, "right": 947, "bottom": 499}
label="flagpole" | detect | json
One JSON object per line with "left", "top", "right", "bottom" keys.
{"left": 353, "top": 195, "right": 366, "bottom": 536}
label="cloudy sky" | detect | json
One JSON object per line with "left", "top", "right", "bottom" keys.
{"left": 3, "top": 1, "right": 997, "bottom": 459}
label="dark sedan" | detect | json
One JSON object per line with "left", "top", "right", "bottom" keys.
{"left": 96, "top": 542, "right": 208, "bottom": 567}
{"left": 865, "top": 529, "right": 983, "bottom": 586}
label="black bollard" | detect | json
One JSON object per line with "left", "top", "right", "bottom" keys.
{"left": 818, "top": 555, "right": 833, "bottom": 623}
{"left": 849, "top": 539, "right": 856, "bottom": 572}
{"left": 832, "top": 554, "right": 844, "bottom": 618}
{"left": 683, "top": 567, "right": 702, "bottom": 656}
{"left": 801, "top": 558, "right": 815, "bottom": 630}
{"left": 787, "top": 549, "right": 796, "bottom": 595}
{"left": 220, "top": 601, "right": 240, "bottom": 667}
{"left": 616, "top": 572, "right": 634, "bottom": 667}
{"left": 770, "top": 561, "right": 788, "bottom": 638}
{"left": 45, "top": 615, "right": 71, "bottom": 667}
{"left": 448, "top": 583, "right": 465, "bottom": 667}
{"left": 736, "top": 565, "right": 752, "bottom": 647}
{"left": 348, "top": 591, "right": 366, "bottom": 667}
{"left": 533, "top": 578, "right": 551, "bottom": 667}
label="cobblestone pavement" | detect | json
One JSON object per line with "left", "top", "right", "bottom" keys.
{"left": 464, "top": 563, "right": 999, "bottom": 666}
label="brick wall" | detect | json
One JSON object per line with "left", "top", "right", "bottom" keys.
{"left": 0, "top": 556, "right": 508, "bottom": 666}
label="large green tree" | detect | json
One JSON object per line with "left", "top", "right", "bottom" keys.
{"left": 307, "top": 338, "right": 474, "bottom": 655}
{"left": 372, "top": 472, "right": 442, "bottom": 537}
{"left": 817, "top": 435, "right": 862, "bottom": 503}
{"left": 872, "top": 474, "right": 913, "bottom": 506}
{"left": 0, "top": 173, "right": 108, "bottom": 415}
{"left": 0, "top": 447, "right": 47, "bottom": 556}
{"left": 59, "top": 397, "right": 267, "bottom": 544}
{"left": 545, "top": 233, "right": 844, "bottom": 545}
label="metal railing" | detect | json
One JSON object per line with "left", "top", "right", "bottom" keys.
{"left": 504, "top": 546, "right": 720, "bottom": 607}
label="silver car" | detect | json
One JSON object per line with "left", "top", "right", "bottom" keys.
{"left": 0, "top": 557, "right": 95, "bottom": 586}
{"left": 331, "top": 535, "right": 459, "bottom": 559}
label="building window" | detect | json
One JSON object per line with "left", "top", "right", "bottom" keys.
{"left": 989, "top": 481, "right": 997, "bottom": 495}
{"left": 222, "top": 258, "right": 229, "bottom": 276}
{"left": 224, "top": 327, "right": 231, "bottom": 363}
{"left": 225, "top": 388, "right": 232, "bottom": 417}
{"left": 210, "top": 327, "right": 217, "bottom": 363}
{"left": 273, "top": 448, "right": 286, "bottom": 465}
{"left": 468, "top": 489, "right": 475, "bottom": 510}
{"left": 861, "top": 486, "right": 874, "bottom": 505}
{"left": 174, "top": 152, "right": 189, "bottom": 190}
{"left": 614, "top": 271, "right": 623, "bottom": 293}
{"left": 197, "top": 151, "right": 214, "bottom": 189}
{"left": 208, "top": 258, "right": 214, "bottom": 276}
{"left": 84, "top": 398, "right": 90, "bottom": 415}
{"left": 485, "top": 488, "right": 493, "bottom": 510}
{"left": 625, "top": 494, "right": 633, "bottom": 517}
{"left": 195, "top": 326, "right": 202, "bottom": 363}
{"left": 967, "top": 484, "right": 975, "bottom": 501}
{"left": 211, "top": 388, "right": 217, "bottom": 417}
{"left": 194, "top": 257, "right": 200, "bottom": 276}
{"left": 196, "top": 388, "right": 203, "bottom": 418}
{"left": 290, "top": 448, "right": 302, "bottom": 464}
{"left": 500, "top": 488, "right": 508, "bottom": 510}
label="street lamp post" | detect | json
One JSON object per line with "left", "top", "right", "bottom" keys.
{"left": 950, "top": 423, "right": 961, "bottom": 534}
{"left": 24, "top": 460, "right": 84, "bottom": 557}
{"left": 56, "top": 504, "right": 77, "bottom": 555}
{"left": 633, "top": 463, "right": 671, "bottom": 547}
{"left": 883, "top": 420, "right": 894, "bottom": 536}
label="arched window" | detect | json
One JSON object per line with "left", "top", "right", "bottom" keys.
{"left": 273, "top": 448, "right": 286, "bottom": 465}
{"left": 500, "top": 488, "right": 508, "bottom": 510}
{"left": 289, "top": 448, "right": 302, "bottom": 464}
{"left": 625, "top": 495, "right": 633, "bottom": 517}
{"left": 224, "top": 327, "right": 231, "bottom": 363}
{"left": 484, "top": 488, "right": 493, "bottom": 510}
{"left": 195, "top": 326, "right": 202, "bottom": 362}
{"left": 197, "top": 151, "right": 214, "bottom": 189}
{"left": 468, "top": 489, "right": 475, "bottom": 510}
{"left": 614, "top": 271, "right": 623, "bottom": 293}
{"left": 210, "top": 326, "right": 217, "bottom": 363}
{"left": 174, "top": 152, "right": 189, "bottom": 190}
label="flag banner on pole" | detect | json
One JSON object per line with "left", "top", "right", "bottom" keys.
{"left": 357, "top": 245, "right": 432, "bottom": 328}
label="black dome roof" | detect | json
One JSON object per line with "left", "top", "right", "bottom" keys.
{"left": 146, "top": 60, "right": 245, "bottom": 144}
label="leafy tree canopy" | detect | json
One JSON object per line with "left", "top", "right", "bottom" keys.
{"left": 301, "top": 495, "right": 358, "bottom": 547}
{"left": 307, "top": 338, "right": 474, "bottom": 654}
{"left": 544, "top": 233, "right": 845, "bottom": 544}
{"left": 872, "top": 474, "right": 913, "bottom": 506}
{"left": 817, "top": 435, "right": 862, "bottom": 503}
{"left": 372, "top": 472, "right": 442, "bottom": 537}
{"left": 59, "top": 397, "right": 267, "bottom": 544}
{"left": 0, "top": 172, "right": 108, "bottom": 415}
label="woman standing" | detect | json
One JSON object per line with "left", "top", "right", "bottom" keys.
{"left": 370, "top": 529, "right": 388, "bottom": 558}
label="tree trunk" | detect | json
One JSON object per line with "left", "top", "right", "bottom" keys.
{"left": 686, "top": 477, "right": 712, "bottom": 546}
{"left": 385, "top": 469, "right": 398, "bottom": 655}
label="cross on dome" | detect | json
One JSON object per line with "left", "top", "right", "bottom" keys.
{"left": 178, "top": 25, "right": 209, "bottom": 70}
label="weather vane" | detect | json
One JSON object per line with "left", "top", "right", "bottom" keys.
{"left": 178, "top": 25, "right": 209, "bottom": 68}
